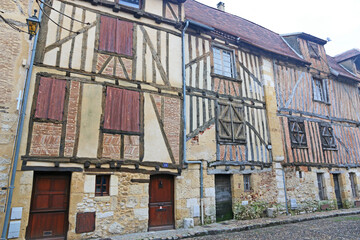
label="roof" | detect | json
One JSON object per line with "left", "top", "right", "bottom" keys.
{"left": 184, "top": 0, "right": 308, "bottom": 64}
{"left": 327, "top": 55, "right": 360, "bottom": 82}
{"left": 334, "top": 49, "right": 360, "bottom": 63}
{"left": 281, "top": 32, "right": 327, "bottom": 45}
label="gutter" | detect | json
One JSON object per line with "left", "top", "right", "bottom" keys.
{"left": 1, "top": 3, "right": 43, "bottom": 239}
{"left": 181, "top": 19, "right": 212, "bottom": 225}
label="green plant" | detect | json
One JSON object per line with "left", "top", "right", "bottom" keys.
{"left": 233, "top": 201, "right": 269, "bottom": 220}
{"left": 342, "top": 199, "right": 353, "bottom": 209}
{"left": 319, "top": 200, "right": 337, "bottom": 211}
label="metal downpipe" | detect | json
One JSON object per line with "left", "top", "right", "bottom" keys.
{"left": 1, "top": 3, "right": 43, "bottom": 239}
{"left": 181, "top": 20, "right": 204, "bottom": 225}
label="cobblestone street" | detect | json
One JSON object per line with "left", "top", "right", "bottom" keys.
{"left": 188, "top": 214, "right": 360, "bottom": 240}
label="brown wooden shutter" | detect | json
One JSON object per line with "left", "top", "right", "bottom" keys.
{"left": 104, "top": 87, "right": 140, "bottom": 132}
{"left": 218, "top": 103, "right": 232, "bottom": 140}
{"left": 75, "top": 212, "right": 95, "bottom": 233}
{"left": 116, "top": 19, "right": 133, "bottom": 56}
{"left": 99, "top": 16, "right": 133, "bottom": 56}
{"left": 232, "top": 105, "right": 245, "bottom": 142}
{"left": 35, "top": 77, "right": 66, "bottom": 121}
{"left": 99, "top": 16, "right": 117, "bottom": 53}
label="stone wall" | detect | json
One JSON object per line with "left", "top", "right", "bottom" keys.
{"left": 284, "top": 166, "right": 360, "bottom": 207}
{"left": 0, "top": 0, "right": 30, "bottom": 227}
{"left": 68, "top": 172, "right": 149, "bottom": 239}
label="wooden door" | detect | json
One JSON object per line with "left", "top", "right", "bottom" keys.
{"left": 215, "top": 174, "right": 233, "bottom": 222}
{"left": 27, "top": 173, "right": 70, "bottom": 240}
{"left": 333, "top": 174, "right": 343, "bottom": 209}
{"left": 148, "top": 175, "right": 174, "bottom": 231}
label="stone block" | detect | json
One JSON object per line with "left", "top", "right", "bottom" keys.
{"left": 205, "top": 187, "right": 215, "bottom": 197}
{"left": 186, "top": 198, "right": 198, "bottom": 208}
{"left": 84, "top": 175, "right": 95, "bottom": 193}
{"left": 129, "top": 184, "right": 142, "bottom": 195}
{"left": 183, "top": 218, "right": 194, "bottom": 229}
{"left": 108, "top": 222, "right": 124, "bottom": 234}
{"left": 267, "top": 208, "right": 276, "bottom": 218}
{"left": 110, "top": 175, "right": 118, "bottom": 196}
{"left": 97, "top": 211, "right": 114, "bottom": 219}
{"left": 134, "top": 208, "right": 148, "bottom": 221}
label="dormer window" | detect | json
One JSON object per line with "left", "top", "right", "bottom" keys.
{"left": 119, "top": 0, "right": 140, "bottom": 8}
{"left": 308, "top": 42, "right": 319, "bottom": 59}
{"left": 355, "top": 58, "right": 360, "bottom": 73}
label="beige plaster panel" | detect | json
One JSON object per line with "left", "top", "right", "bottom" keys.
{"left": 144, "top": 0, "right": 163, "bottom": 17}
{"left": 85, "top": 21, "right": 96, "bottom": 72}
{"left": 45, "top": 0, "right": 61, "bottom": 47}
{"left": 186, "top": 125, "right": 216, "bottom": 161}
{"left": 71, "top": 34, "right": 83, "bottom": 69}
{"left": 77, "top": 84, "right": 102, "bottom": 158}
{"left": 143, "top": 93, "right": 171, "bottom": 163}
{"left": 168, "top": 34, "right": 182, "bottom": 88}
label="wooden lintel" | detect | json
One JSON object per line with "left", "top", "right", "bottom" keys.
{"left": 131, "top": 179, "right": 150, "bottom": 183}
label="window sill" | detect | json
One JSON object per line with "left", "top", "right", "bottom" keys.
{"left": 313, "top": 99, "right": 331, "bottom": 105}
{"left": 94, "top": 196, "right": 111, "bottom": 202}
{"left": 322, "top": 147, "right": 338, "bottom": 151}
{"left": 291, "top": 145, "right": 308, "bottom": 149}
{"left": 211, "top": 73, "right": 241, "bottom": 82}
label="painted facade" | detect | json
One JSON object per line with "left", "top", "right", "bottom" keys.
{"left": 0, "top": 0, "right": 359, "bottom": 239}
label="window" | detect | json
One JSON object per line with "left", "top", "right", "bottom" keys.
{"left": 319, "top": 123, "right": 337, "bottom": 150}
{"left": 244, "top": 174, "right": 251, "bottom": 191}
{"left": 217, "top": 102, "right": 246, "bottom": 144}
{"left": 104, "top": 87, "right": 140, "bottom": 132}
{"left": 288, "top": 119, "right": 307, "bottom": 148}
{"left": 313, "top": 78, "right": 329, "bottom": 103}
{"left": 35, "top": 77, "right": 66, "bottom": 121}
{"left": 308, "top": 42, "right": 319, "bottom": 59}
{"left": 119, "top": 0, "right": 140, "bottom": 8}
{"left": 349, "top": 173, "right": 358, "bottom": 198}
{"left": 317, "top": 173, "right": 326, "bottom": 200}
{"left": 99, "top": 15, "right": 133, "bottom": 56}
{"left": 213, "top": 47, "right": 234, "bottom": 78}
{"left": 355, "top": 59, "right": 360, "bottom": 73}
{"left": 95, "top": 175, "right": 110, "bottom": 196}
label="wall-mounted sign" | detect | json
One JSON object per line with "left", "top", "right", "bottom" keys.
{"left": 11, "top": 207, "right": 23, "bottom": 220}
{"left": 8, "top": 221, "right": 21, "bottom": 239}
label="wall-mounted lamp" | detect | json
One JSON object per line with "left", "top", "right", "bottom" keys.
{"left": 26, "top": 10, "right": 40, "bottom": 40}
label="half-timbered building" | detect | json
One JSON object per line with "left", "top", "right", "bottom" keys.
{"left": 3, "top": 0, "right": 360, "bottom": 239}
{"left": 280, "top": 33, "right": 360, "bottom": 208}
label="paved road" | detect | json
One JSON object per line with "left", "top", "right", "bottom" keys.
{"left": 188, "top": 214, "right": 360, "bottom": 240}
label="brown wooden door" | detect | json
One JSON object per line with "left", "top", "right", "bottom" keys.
{"left": 333, "top": 174, "right": 343, "bottom": 209}
{"left": 215, "top": 174, "right": 233, "bottom": 222}
{"left": 27, "top": 173, "right": 70, "bottom": 240}
{"left": 148, "top": 175, "right": 174, "bottom": 231}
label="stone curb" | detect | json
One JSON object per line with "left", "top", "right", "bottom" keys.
{"left": 111, "top": 209, "right": 360, "bottom": 240}
{"left": 160, "top": 210, "right": 360, "bottom": 240}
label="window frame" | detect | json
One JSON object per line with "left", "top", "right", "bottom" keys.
{"left": 98, "top": 15, "right": 134, "bottom": 56}
{"left": 288, "top": 119, "right": 307, "bottom": 148}
{"left": 313, "top": 77, "right": 329, "bottom": 104}
{"left": 119, "top": 0, "right": 141, "bottom": 8}
{"left": 103, "top": 86, "right": 141, "bottom": 134}
{"left": 308, "top": 42, "right": 320, "bottom": 59}
{"left": 34, "top": 77, "right": 67, "bottom": 122}
{"left": 317, "top": 173, "right": 327, "bottom": 200}
{"left": 349, "top": 173, "right": 358, "bottom": 198}
{"left": 216, "top": 102, "right": 246, "bottom": 144}
{"left": 243, "top": 174, "right": 251, "bottom": 191}
{"left": 318, "top": 123, "right": 337, "bottom": 150}
{"left": 212, "top": 46, "right": 236, "bottom": 78}
{"left": 95, "top": 175, "right": 110, "bottom": 197}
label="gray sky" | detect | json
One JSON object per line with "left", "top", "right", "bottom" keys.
{"left": 195, "top": 0, "right": 360, "bottom": 56}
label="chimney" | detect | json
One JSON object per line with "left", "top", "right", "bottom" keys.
{"left": 217, "top": 2, "right": 225, "bottom": 12}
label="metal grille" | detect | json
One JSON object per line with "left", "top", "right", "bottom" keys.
{"left": 319, "top": 123, "right": 337, "bottom": 150}
{"left": 244, "top": 174, "right": 251, "bottom": 191}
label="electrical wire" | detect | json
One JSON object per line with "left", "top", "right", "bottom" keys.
{"left": 0, "top": 14, "right": 28, "bottom": 33}
{"left": 35, "top": 0, "right": 80, "bottom": 34}
{"left": 37, "top": 0, "right": 90, "bottom": 25}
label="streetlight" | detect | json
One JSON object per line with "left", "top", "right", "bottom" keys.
{"left": 26, "top": 10, "right": 40, "bottom": 40}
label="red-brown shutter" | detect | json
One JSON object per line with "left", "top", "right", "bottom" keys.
{"left": 35, "top": 77, "right": 66, "bottom": 121}
{"left": 104, "top": 87, "right": 139, "bottom": 132}
{"left": 75, "top": 212, "right": 95, "bottom": 233}
{"left": 116, "top": 19, "right": 133, "bottom": 56}
{"left": 99, "top": 15, "right": 117, "bottom": 53}
{"left": 99, "top": 15, "right": 133, "bottom": 56}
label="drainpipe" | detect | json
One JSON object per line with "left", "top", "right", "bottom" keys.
{"left": 1, "top": 4, "right": 43, "bottom": 239}
{"left": 282, "top": 167, "right": 289, "bottom": 215}
{"left": 182, "top": 20, "right": 213, "bottom": 226}
{"left": 181, "top": 20, "right": 205, "bottom": 225}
